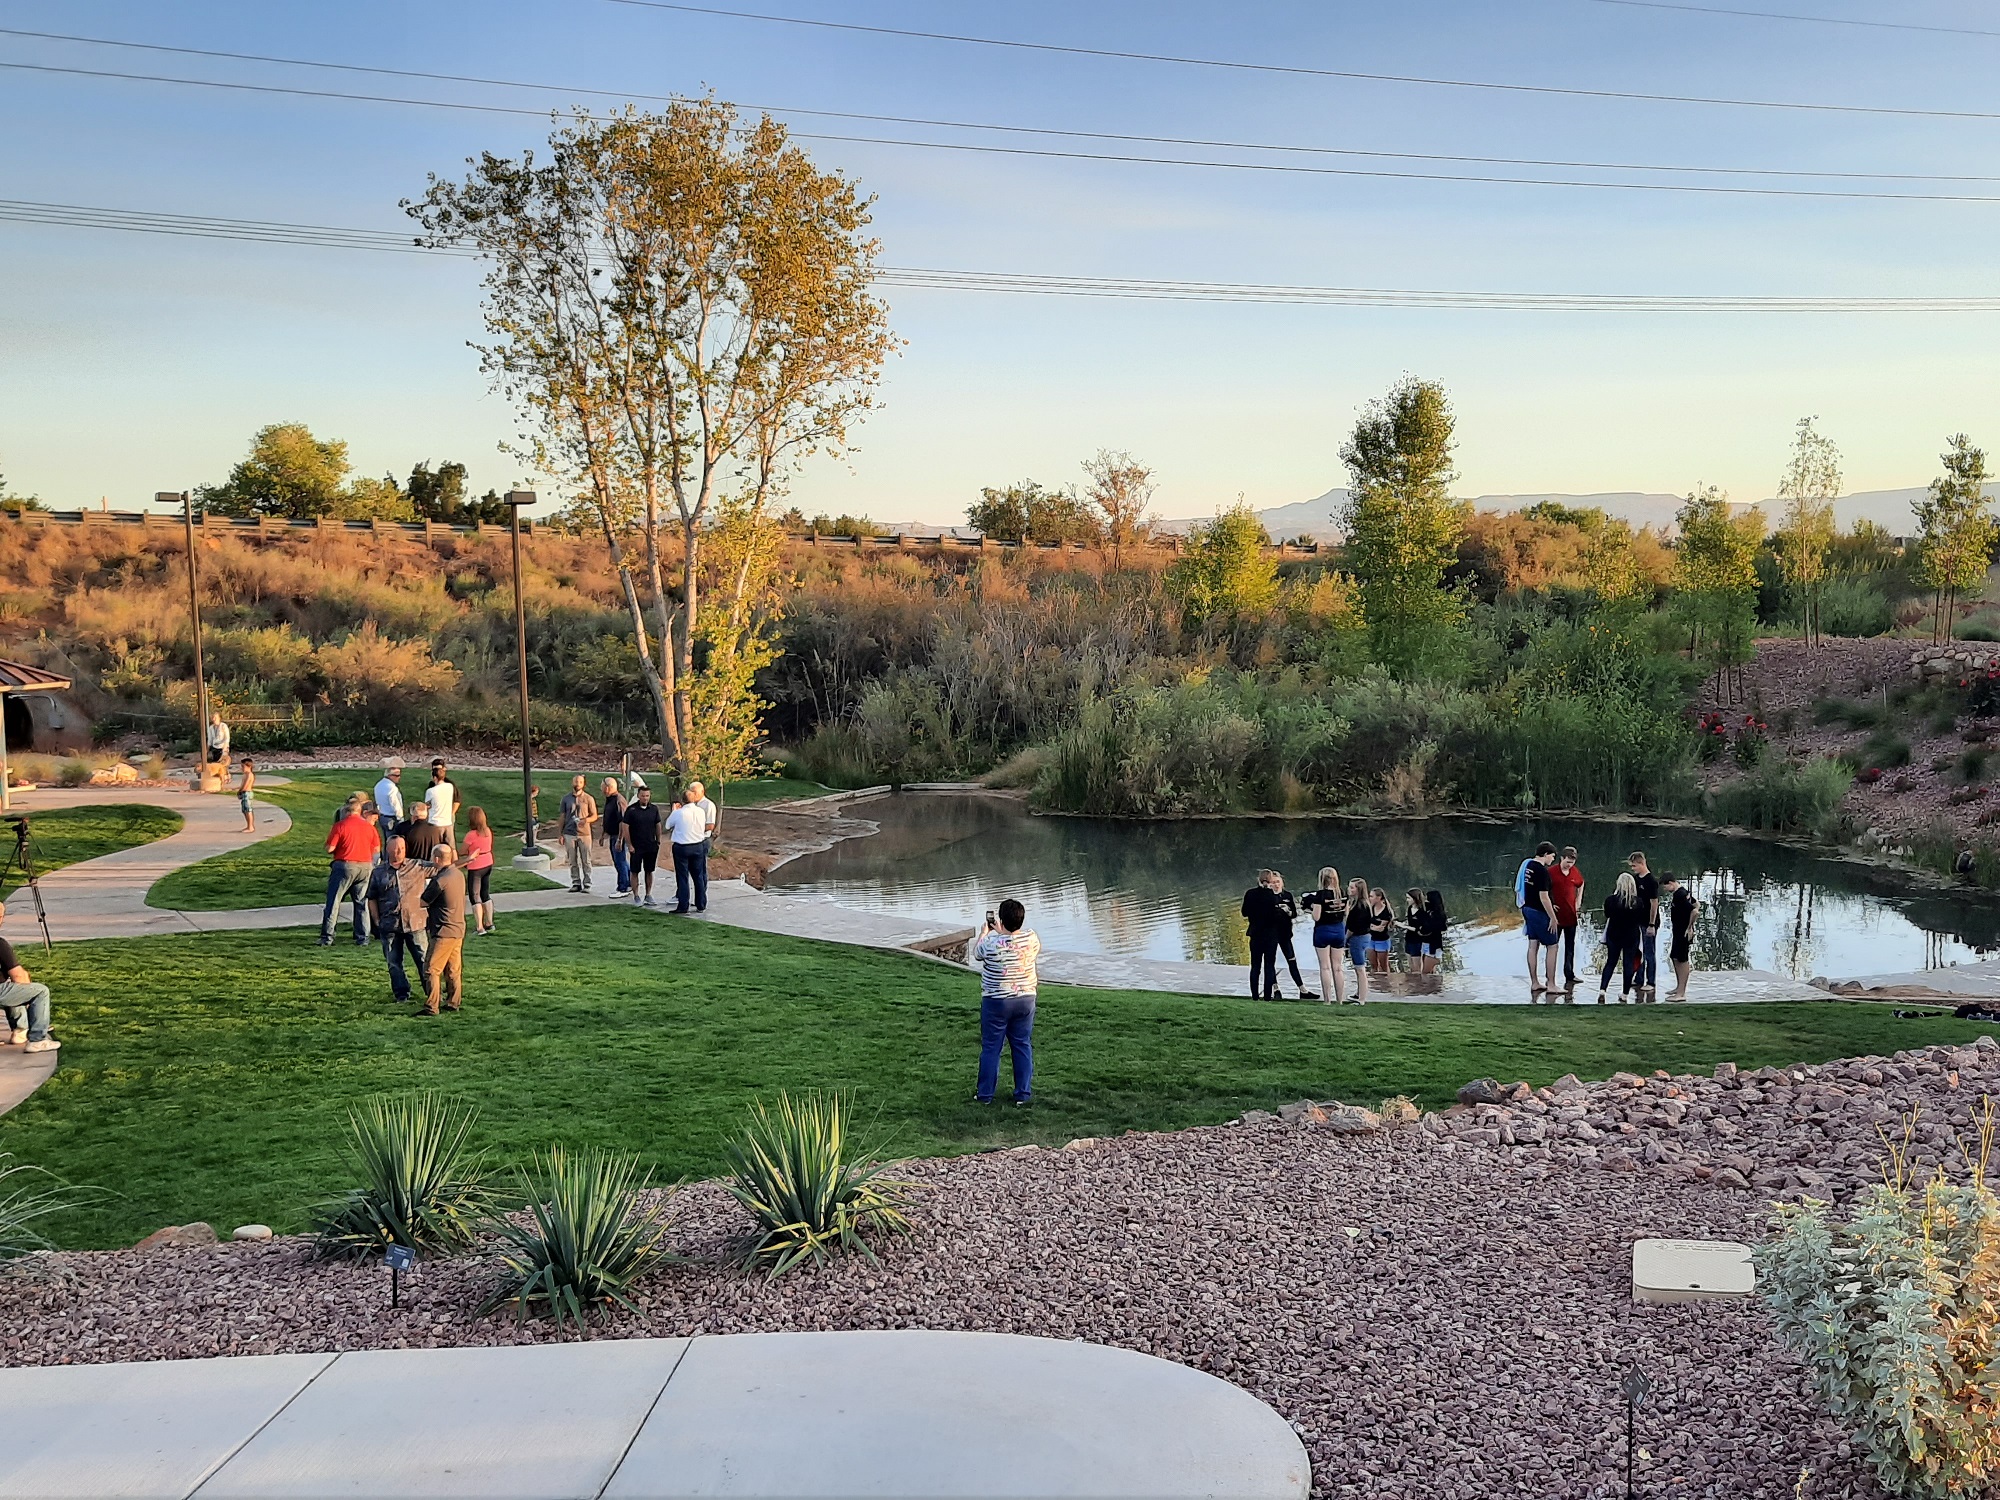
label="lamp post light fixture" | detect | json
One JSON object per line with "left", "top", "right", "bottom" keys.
{"left": 157, "top": 491, "right": 210, "bottom": 777}
{"left": 504, "top": 491, "right": 551, "bottom": 871}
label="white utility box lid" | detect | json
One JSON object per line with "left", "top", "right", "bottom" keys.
{"left": 1632, "top": 1238, "right": 1756, "bottom": 1303}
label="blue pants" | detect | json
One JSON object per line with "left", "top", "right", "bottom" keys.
{"left": 322, "top": 861, "right": 372, "bottom": 943}
{"left": 1640, "top": 929, "right": 1658, "bottom": 988}
{"left": 609, "top": 841, "right": 632, "bottom": 893}
{"left": 0, "top": 979, "right": 52, "bottom": 1041}
{"left": 977, "top": 993, "right": 1035, "bottom": 1102}
{"left": 1601, "top": 941, "right": 1639, "bottom": 994}
{"left": 672, "top": 843, "right": 708, "bottom": 911}
{"left": 381, "top": 928, "right": 429, "bottom": 1003}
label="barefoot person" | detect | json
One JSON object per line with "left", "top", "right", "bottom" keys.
{"left": 0, "top": 903, "right": 56, "bottom": 1053}
{"left": 1343, "top": 878, "right": 1372, "bottom": 1001}
{"left": 1302, "top": 867, "right": 1348, "bottom": 1003}
{"left": 1549, "top": 846, "right": 1585, "bottom": 988}
{"left": 236, "top": 757, "right": 257, "bottom": 833}
{"left": 1365, "top": 887, "right": 1394, "bottom": 974}
{"left": 1662, "top": 872, "right": 1700, "bottom": 999}
{"left": 1515, "top": 841, "right": 1559, "bottom": 994}
{"left": 970, "top": 898, "right": 1039, "bottom": 1105}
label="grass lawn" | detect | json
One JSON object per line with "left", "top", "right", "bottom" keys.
{"left": 147, "top": 770, "right": 830, "bottom": 911}
{"left": 0, "top": 804, "right": 182, "bottom": 903}
{"left": 3, "top": 907, "right": 1990, "bottom": 1249}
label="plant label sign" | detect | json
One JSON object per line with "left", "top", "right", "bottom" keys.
{"left": 384, "top": 1245, "right": 416, "bottom": 1272}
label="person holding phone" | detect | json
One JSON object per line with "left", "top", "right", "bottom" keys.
{"left": 969, "top": 899, "right": 1039, "bottom": 1105}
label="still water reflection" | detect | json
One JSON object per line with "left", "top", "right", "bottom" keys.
{"left": 769, "top": 794, "right": 1998, "bottom": 979}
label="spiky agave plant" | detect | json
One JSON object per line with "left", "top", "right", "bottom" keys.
{"left": 480, "top": 1147, "right": 677, "bottom": 1331}
{"left": 310, "top": 1092, "right": 496, "bottom": 1260}
{"left": 723, "top": 1092, "right": 913, "bottom": 1277}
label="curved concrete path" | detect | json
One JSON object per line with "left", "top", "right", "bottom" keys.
{"left": 0, "top": 1330, "right": 1308, "bottom": 1499}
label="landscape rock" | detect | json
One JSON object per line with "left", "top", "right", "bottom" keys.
{"left": 1456, "top": 1077, "right": 1508, "bottom": 1106}
{"left": 231, "top": 1224, "right": 274, "bottom": 1242}
{"left": 133, "top": 1222, "right": 218, "bottom": 1251}
{"left": 1059, "top": 1138, "right": 1098, "bottom": 1153}
{"left": 1318, "top": 1105, "right": 1382, "bottom": 1136}
{"left": 1376, "top": 1097, "right": 1421, "bottom": 1127}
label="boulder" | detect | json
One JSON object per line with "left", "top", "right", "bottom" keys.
{"left": 134, "top": 1222, "right": 218, "bottom": 1251}
{"left": 1714, "top": 1167, "right": 1751, "bottom": 1190}
{"left": 1376, "top": 1097, "right": 1421, "bottom": 1128}
{"left": 1238, "top": 1109, "right": 1276, "bottom": 1126}
{"left": 1060, "top": 1138, "right": 1099, "bottom": 1154}
{"left": 1713, "top": 1062, "right": 1739, "bottom": 1081}
{"left": 1549, "top": 1073, "right": 1584, "bottom": 1094}
{"left": 1318, "top": 1105, "right": 1383, "bottom": 1136}
{"left": 231, "top": 1224, "right": 274, "bottom": 1242}
{"left": 1456, "top": 1077, "right": 1509, "bottom": 1107}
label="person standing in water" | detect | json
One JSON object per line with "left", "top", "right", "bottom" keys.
{"left": 1301, "top": 867, "right": 1349, "bottom": 1003}
{"left": 1549, "top": 846, "right": 1586, "bottom": 989}
{"left": 1662, "top": 872, "right": 1700, "bottom": 1000}
{"left": 1365, "top": 887, "right": 1394, "bottom": 974}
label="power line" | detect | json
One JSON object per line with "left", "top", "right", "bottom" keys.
{"left": 609, "top": 0, "right": 2000, "bottom": 123}
{"left": 1586, "top": 0, "right": 2000, "bottom": 39}
{"left": 5, "top": 198, "right": 1998, "bottom": 311}
{"left": 9, "top": 59, "right": 2000, "bottom": 204}
{"left": 5, "top": 25, "right": 1996, "bottom": 186}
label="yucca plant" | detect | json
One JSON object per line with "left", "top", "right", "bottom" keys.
{"left": 722, "top": 1092, "right": 914, "bottom": 1277}
{"left": 0, "top": 1154, "right": 96, "bottom": 1260}
{"left": 310, "top": 1092, "right": 495, "bottom": 1260}
{"left": 479, "top": 1147, "right": 677, "bottom": 1331}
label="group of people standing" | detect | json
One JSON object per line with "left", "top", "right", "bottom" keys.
{"left": 1240, "top": 869, "right": 1449, "bottom": 1003}
{"left": 556, "top": 774, "right": 716, "bottom": 912}
{"left": 1516, "top": 843, "right": 1701, "bottom": 1001}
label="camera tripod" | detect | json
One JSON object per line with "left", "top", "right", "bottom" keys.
{"left": 0, "top": 816, "right": 51, "bottom": 952}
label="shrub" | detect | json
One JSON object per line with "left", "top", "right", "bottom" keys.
{"left": 479, "top": 1148, "right": 676, "bottom": 1330}
{"left": 1707, "top": 756, "right": 1853, "bottom": 833}
{"left": 55, "top": 758, "right": 93, "bottom": 788}
{"left": 0, "top": 1154, "right": 95, "bottom": 1259}
{"left": 1755, "top": 1117, "right": 2000, "bottom": 1500}
{"left": 1819, "top": 575, "right": 1895, "bottom": 638}
{"left": 722, "top": 1092, "right": 913, "bottom": 1276}
{"left": 1861, "top": 729, "right": 1912, "bottom": 769}
{"left": 1962, "top": 745, "right": 1992, "bottom": 783}
{"left": 310, "top": 1092, "right": 496, "bottom": 1260}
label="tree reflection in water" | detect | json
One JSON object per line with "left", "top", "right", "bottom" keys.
{"left": 771, "top": 795, "right": 2000, "bottom": 979}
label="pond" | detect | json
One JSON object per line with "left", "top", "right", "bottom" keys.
{"left": 768, "top": 794, "right": 1998, "bottom": 980}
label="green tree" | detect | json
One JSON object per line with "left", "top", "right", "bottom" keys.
{"left": 1338, "top": 377, "right": 1470, "bottom": 678}
{"left": 404, "top": 461, "right": 512, "bottom": 526}
{"left": 411, "top": 101, "right": 896, "bottom": 773}
{"left": 1082, "top": 450, "right": 1155, "bottom": 566}
{"left": 1913, "top": 434, "right": 1997, "bottom": 643}
{"left": 1166, "top": 502, "right": 1277, "bottom": 628}
{"left": 198, "top": 423, "right": 352, "bottom": 519}
{"left": 0, "top": 463, "right": 44, "bottom": 515}
{"left": 330, "top": 473, "right": 415, "bottom": 522}
{"left": 1674, "top": 484, "right": 1765, "bottom": 701}
{"left": 1774, "top": 416, "right": 1841, "bottom": 648}
{"left": 967, "top": 482, "right": 1102, "bottom": 545}
{"left": 686, "top": 497, "right": 787, "bottom": 783}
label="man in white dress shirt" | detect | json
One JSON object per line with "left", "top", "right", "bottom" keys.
{"left": 373, "top": 759, "right": 405, "bottom": 851}
{"left": 666, "top": 791, "right": 710, "bottom": 914}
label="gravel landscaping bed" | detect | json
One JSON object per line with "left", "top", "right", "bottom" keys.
{"left": 11, "top": 1038, "right": 2000, "bottom": 1498}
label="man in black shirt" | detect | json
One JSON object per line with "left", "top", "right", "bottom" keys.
{"left": 622, "top": 787, "right": 664, "bottom": 908}
{"left": 398, "top": 804, "right": 445, "bottom": 864}
{"left": 600, "top": 777, "right": 629, "bottom": 897}
{"left": 0, "top": 902, "right": 55, "bottom": 1052}
{"left": 1240, "top": 870, "right": 1290, "bottom": 1000}
{"left": 1518, "top": 841, "right": 1559, "bottom": 995}
{"left": 1661, "top": 872, "right": 1700, "bottom": 1000}
{"left": 1628, "top": 851, "right": 1662, "bottom": 996}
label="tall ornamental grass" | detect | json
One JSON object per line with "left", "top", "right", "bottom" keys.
{"left": 310, "top": 1092, "right": 497, "bottom": 1260}
{"left": 480, "top": 1148, "right": 676, "bottom": 1330}
{"left": 1708, "top": 756, "right": 1853, "bottom": 834}
{"left": 0, "top": 1155, "right": 95, "bottom": 1260}
{"left": 723, "top": 1093, "right": 913, "bottom": 1276}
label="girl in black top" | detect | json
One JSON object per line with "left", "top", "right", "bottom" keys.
{"left": 1269, "top": 872, "right": 1315, "bottom": 1000}
{"left": 1301, "top": 866, "right": 1349, "bottom": 1003}
{"left": 1343, "top": 877, "right": 1372, "bottom": 1002}
{"left": 1599, "top": 872, "right": 1644, "bottom": 998}
{"left": 1366, "top": 887, "right": 1394, "bottom": 974}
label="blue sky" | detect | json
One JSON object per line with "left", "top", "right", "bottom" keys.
{"left": 3, "top": 0, "right": 1998, "bottom": 521}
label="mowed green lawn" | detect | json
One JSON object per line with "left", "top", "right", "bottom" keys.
{"left": 148, "top": 770, "right": 831, "bottom": 910}
{"left": 0, "top": 804, "right": 182, "bottom": 903}
{"left": 2, "top": 906, "right": 1987, "bottom": 1249}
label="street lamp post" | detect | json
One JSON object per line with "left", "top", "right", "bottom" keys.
{"left": 158, "top": 491, "right": 210, "bottom": 781}
{"left": 504, "top": 491, "right": 549, "bottom": 870}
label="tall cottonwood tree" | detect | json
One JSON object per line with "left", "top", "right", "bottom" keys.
{"left": 409, "top": 102, "right": 895, "bottom": 771}
{"left": 1339, "top": 377, "right": 1469, "bottom": 679}
{"left": 1914, "top": 434, "right": 1998, "bottom": 643}
{"left": 1774, "top": 416, "right": 1841, "bottom": 649}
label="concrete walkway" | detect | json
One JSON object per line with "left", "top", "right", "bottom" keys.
{"left": 0, "top": 1331, "right": 1308, "bottom": 1499}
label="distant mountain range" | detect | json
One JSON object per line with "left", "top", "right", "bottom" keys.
{"left": 1153, "top": 485, "right": 1993, "bottom": 543}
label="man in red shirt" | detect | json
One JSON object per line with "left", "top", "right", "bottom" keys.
{"left": 1549, "top": 845, "right": 1587, "bottom": 988}
{"left": 320, "top": 800, "right": 383, "bottom": 947}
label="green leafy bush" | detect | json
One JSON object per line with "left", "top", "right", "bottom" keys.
{"left": 1708, "top": 756, "right": 1853, "bottom": 833}
{"left": 1818, "top": 575, "right": 1895, "bottom": 638}
{"left": 723, "top": 1092, "right": 913, "bottom": 1276}
{"left": 1755, "top": 1124, "right": 2000, "bottom": 1500}
{"left": 1862, "top": 729, "right": 1913, "bottom": 770}
{"left": 310, "top": 1092, "right": 496, "bottom": 1260}
{"left": 480, "top": 1147, "right": 676, "bottom": 1330}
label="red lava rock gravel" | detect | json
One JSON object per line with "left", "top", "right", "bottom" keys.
{"left": 11, "top": 1039, "right": 2000, "bottom": 1499}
